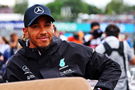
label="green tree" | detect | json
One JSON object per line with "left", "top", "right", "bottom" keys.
{"left": 88, "top": 5, "right": 103, "bottom": 14}
{"left": 128, "top": 5, "right": 135, "bottom": 13}
{"left": 46, "top": 0, "right": 102, "bottom": 21}
{"left": 46, "top": 1, "right": 63, "bottom": 21}
{"left": 105, "top": 0, "right": 132, "bottom": 14}
{"left": 105, "top": 0, "right": 124, "bottom": 14}
{"left": 13, "top": 1, "right": 28, "bottom": 14}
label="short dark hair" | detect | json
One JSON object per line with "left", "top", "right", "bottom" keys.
{"left": 105, "top": 24, "right": 120, "bottom": 37}
{"left": 91, "top": 22, "right": 100, "bottom": 29}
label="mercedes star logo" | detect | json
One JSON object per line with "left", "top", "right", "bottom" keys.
{"left": 34, "top": 6, "right": 44, "bottom": 14}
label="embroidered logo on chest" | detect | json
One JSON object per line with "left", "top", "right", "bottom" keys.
{"left": 58, "top": 58, "right": 74, "bottom": 76}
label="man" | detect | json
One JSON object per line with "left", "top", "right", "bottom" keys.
{"left": 4, "top": 33, "right": 19, "bottom": 60}
{"left": 3, "top": 4, "right": 121, "bottom": 90}
{"left": 67, "top": 32, "right": 83, "bottom": 44}
{"left": 90, "top": 22, "right": 100, "bottom": 33}
{"left": 84, "top": 22, "right": 103, "bottom": 48}
{"left": 96, "top": 24, "right": 135, "bottom": 90}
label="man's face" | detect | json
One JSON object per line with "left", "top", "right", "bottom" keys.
{"left": 92, "top": 25, "right": 100, "bottom": 31}
{"left": 23, "top": 16, "right": 54, "bottom": 48}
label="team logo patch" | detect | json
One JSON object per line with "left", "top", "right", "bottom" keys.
{"left": 59, "top": 58, "right": 65, "bottom": 67}
{"left": 58, "top": 58, "right": 75, "bottom": 76}
{"left": 34, "top": 6, "right": 44, "bottom": 14}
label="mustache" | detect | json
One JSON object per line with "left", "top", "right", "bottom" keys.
{"left": 38, "top": 35, "right": 49, "bottom": 38}
{"left": 37, "top": 29, "right": 54, "bottom": 38}
{"left": 37, "top": 33, "right": 53, "bottom": 39}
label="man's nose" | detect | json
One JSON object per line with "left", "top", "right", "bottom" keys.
{"left": 40, "top": 27, "right": 48, "bottom": 34}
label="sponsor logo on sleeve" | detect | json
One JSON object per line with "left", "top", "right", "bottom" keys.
{"left": 22, "top": 65, "right": 36, "bottom": 80}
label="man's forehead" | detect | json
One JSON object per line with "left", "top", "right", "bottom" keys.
{"left": 31, "top": 16, "right": 52, "bottom": 24}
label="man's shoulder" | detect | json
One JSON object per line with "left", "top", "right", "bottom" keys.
{"left": 6, "top": 48, "right": 25, "bottom": 66}
{"left": 13, "top": 48, "right": 25, "bottom": 58}
{"left": 63, "top": 41, "right": 94, "bottom": 54}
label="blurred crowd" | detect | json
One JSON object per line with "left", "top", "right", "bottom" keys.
{"left": 55, "top": 22, "right": 135, "bottom": 52}
{"left": 0, "top": 33, "right": 20, "bottom": 78}
{"left": 0, "top": 22, "right": 135, "bottom": 87}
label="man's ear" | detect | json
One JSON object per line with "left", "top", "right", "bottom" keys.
{"left": 23, "top": 28, "right": 27, "bottom": 33}
{"left": 22, "top": 28, "right": 29, "bottom": 39}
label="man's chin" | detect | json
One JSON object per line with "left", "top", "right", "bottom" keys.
{"left": 38, "top": 43, "right": 50, "bottom": 48}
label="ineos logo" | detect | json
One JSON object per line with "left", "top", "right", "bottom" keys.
{"left": 34, "top": 6, "right": 44, "bottom": 14}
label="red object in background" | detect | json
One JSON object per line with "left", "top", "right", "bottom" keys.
{"left": 68, "top": 36, "right": 83, "bottom": 44}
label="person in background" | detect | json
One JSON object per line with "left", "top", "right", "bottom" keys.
{"left": 77, "top": 31, "right": 85, "bottom": 43}
{"left": 90, "top": 22, "right": 100, "bottom": 33}
{"left": 84, "top": 22, "right": 100, "bottom": 42}
{"left": 0, "top": 36, "right": 10, "bottom": 54}
{"left": 1, "top": 37, "right": 9, "bottom": 45}
{"left": 59, "top": 32, "right": 67, "bottom": 41}
{"left": 9, "top": 33, "right": 19, "bottom": 55}
{"left": 84, "top": 29, "right": 103, "bottom": 48}
{"left": 0, "top": 37, "right": 10, "bottom": 80}
{"left": 67, "top": 32, "right": 83, "bottom": 44}
{"left": 4, "top": 33, "right": 19, "bottom": 60}
{"left": 53, "top": 25, "right": 59, "bottom": 37}
{"left": 84, "top": 22, "right": 103, "bottom": 48}
{"left": 0, "top": 52, "right": 4, "bottom": 83}
{"left": 0, "top": 52, "right": 4, "bottom": 72}
{"left": 96, "top": 24, "right": 135, "bottom": 90}
{"left": 133, "top": 39, "right": 135, "bottom": 54}
{"left": 124, "top": 34, "right": 133, "bottom": 48}
{"left": 3, "top": 4, "right": 121, "bottom": 90}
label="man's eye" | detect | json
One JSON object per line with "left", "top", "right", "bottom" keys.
{"left": 31, "top": 25, "right": 39, "bottom": 28}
